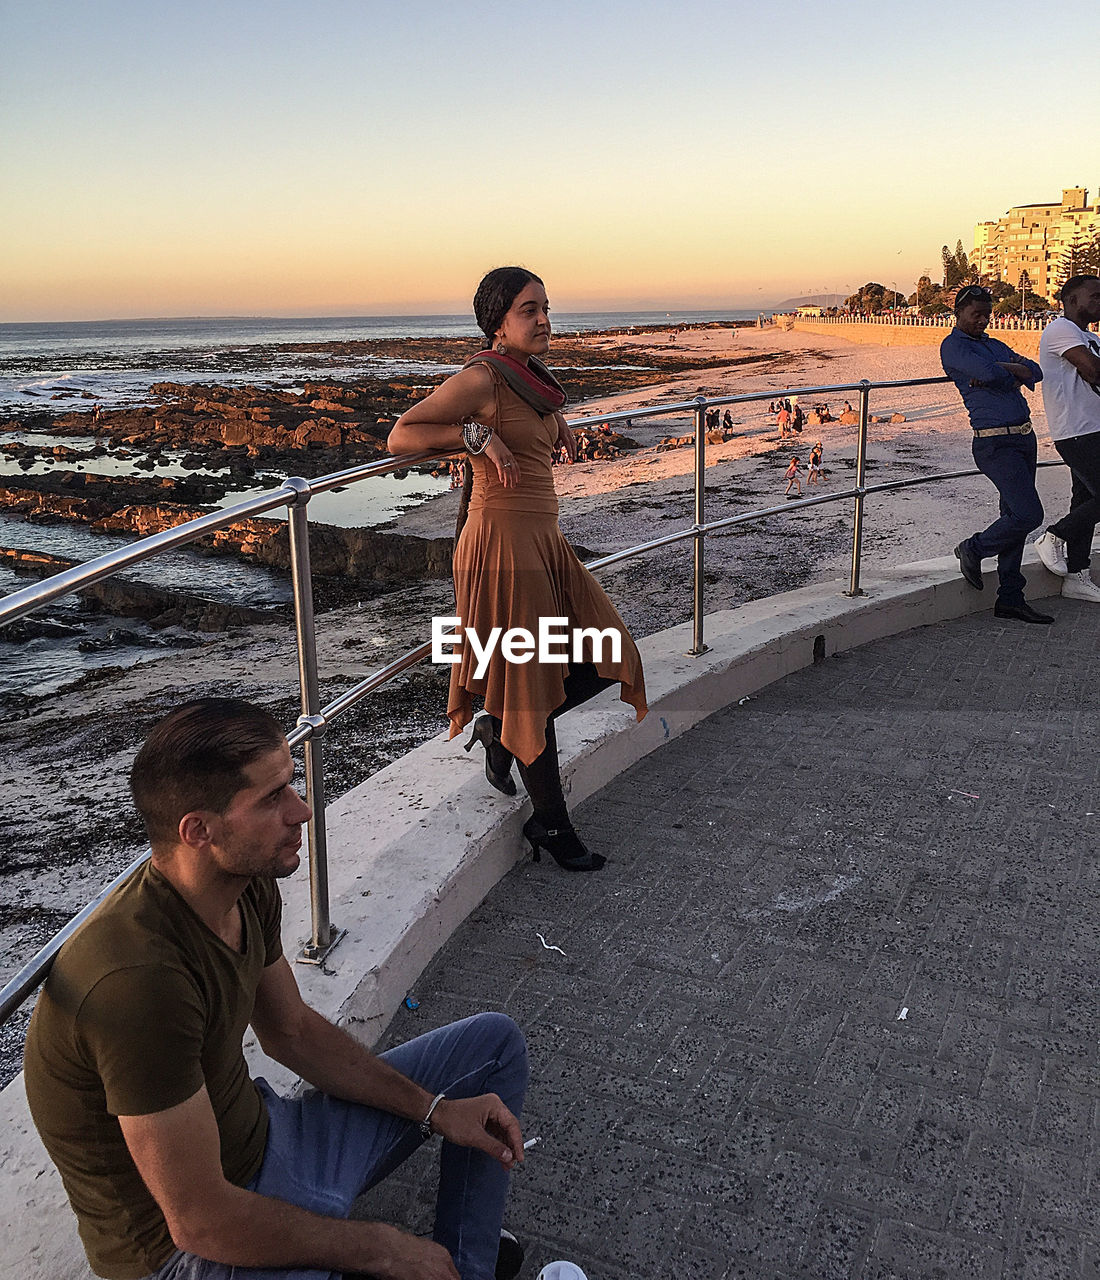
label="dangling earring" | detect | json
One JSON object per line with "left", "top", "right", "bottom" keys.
{"left": 494, "top": 339, "right": 508, "bottom": 355}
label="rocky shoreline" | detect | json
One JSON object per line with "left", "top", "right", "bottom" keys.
{"left": 1, "top": 330, "right": 755, "bottom": 589}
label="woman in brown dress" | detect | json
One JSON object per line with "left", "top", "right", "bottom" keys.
{"left": 388, "top": 267, "right": 647, "bottom": 871}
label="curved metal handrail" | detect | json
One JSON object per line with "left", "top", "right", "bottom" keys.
{"left": 3, "top": 368, "right": 1056, "bottom": 1020}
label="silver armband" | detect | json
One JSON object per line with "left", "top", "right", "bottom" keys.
{"left": 462, "top": 420, "right": 493, "bottom": 455}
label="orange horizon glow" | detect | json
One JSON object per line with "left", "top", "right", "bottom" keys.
{"left": 2, "top": 1, "right": 1094, "bottom": 325}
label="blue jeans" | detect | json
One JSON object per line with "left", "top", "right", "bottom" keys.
{"left": 149, "top": 1012, "right": 527, "bottom": 1280}
{"left": 966, "top": 431, "right": 1042, "bottom": 605}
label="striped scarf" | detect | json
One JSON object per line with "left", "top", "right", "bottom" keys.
{"left": 464, "top": 350, "right": 567, "bottom": 413}
{"left": 453, "top": 351, "right": 567, "bottom": 542}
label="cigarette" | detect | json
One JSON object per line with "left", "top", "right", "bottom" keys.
{"left": 523, "top": 1136, "right": 541, "bottom": 1150}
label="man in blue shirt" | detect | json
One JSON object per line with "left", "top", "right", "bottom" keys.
{"left": 940, "top": 284, "right": 1051, "bottom": 623}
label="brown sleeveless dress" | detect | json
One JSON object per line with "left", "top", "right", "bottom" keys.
{"left": 447, "top": 365, "right": 648, "bottom": 765}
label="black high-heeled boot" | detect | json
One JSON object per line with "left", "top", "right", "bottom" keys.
{"left": 522, "top": 815, "right": 606, "bottom": 872}
{"left": 464, "top": 715, "right": 516, "bottom": 796}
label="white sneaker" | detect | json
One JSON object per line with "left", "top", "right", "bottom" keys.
{"left": 1034, "top": 531, "right": 1069, "bottom": 576}
{"left": 1062, "top": 569, "right": 1100, "bottom": 602}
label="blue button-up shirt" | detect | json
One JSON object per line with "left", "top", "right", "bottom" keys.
{"left": 940, "top": 328, "right": 1042, "bottom": 430}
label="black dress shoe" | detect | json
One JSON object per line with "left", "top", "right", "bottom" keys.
{"left": 496, "top": 1228, "right": 524, "bottom": 1280}
{"left": 954, "top": 541, "right": 984, "bottom": 590}
{"left": 994, "top": 600, "right": 1054, "bottom": 624}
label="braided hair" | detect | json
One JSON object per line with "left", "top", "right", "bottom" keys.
{"left": 473, "top": 266, "right": 543, "bottom": 348}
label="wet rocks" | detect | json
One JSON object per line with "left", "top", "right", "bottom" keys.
{"left": 0, "top": 547, "right": 277, "bottom": 631}
{"left": 260, "top": 522, "right": 455, "bottom": 583}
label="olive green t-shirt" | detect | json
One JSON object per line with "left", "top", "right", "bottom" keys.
{"left": 23, "top": 862, "right": 283, "bottom": 1280}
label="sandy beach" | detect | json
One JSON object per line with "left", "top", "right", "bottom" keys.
{"left": 0, "top": 322, "right": 1071, "bottom": 1082}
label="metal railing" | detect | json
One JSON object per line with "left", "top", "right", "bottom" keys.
{"left": 0, "top": 371, "right": 1062, "bottom": 1024}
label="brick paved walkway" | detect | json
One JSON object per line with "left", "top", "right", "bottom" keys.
{"left": 363, "top": 600, "right": 1100, "bottom": 1280}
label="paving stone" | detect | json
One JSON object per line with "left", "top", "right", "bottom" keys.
{"left": 368, "top": 609, "right": 1100, "bottom": 1277}
{"left": 1004, "top": 1218, "right": 1083, "bottom": 1279}
{"left": 869, "top": 1218, "right": 1004, "bottom": 1278}
{"left": 948, "top": 1165, "right": 1022, "bottom": 1241}
{"left": 793, "top": 1203, "right": 874, "bottom": 1279}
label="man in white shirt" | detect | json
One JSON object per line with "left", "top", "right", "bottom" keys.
{"left": 1034, "top": 275, "right": 1100, "bottom": 601}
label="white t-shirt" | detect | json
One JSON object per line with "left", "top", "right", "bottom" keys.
{"left": 1040, "top": 316, "right": 1100, "bottom": 442}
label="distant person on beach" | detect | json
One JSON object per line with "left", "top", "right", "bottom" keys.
{"left": 777, "top": 405, "right": 791, "bottom": 436}
{"left": 784, "top": 456, "right": 803, "bottom": 496}
{"left": 722, "top": 408, "right": 734, "bottom": 432}
{"left": 1033, "top": 274, "right": 1100, "bottom": 603}
{"left": 388, "top": 266, "right": 647, "bottom": 872}
{"left": 939, "top": 284, "right": 1050, "bottom": 624}
{"left": 791, "top": 404, "right": 804, "bottom": 434}
{"left": 24, "top": 698, "right": 529, "bottom": 1280}
{"left": 807, "top": 441, "right": 824, "bottom": 485}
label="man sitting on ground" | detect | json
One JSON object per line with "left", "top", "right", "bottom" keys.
{"left": 24, "top": 697, "right": 528, "bottom": 1280}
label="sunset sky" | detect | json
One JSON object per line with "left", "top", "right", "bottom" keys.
{"left": 1, "top": 0, "right": 1095, "bottom": 322}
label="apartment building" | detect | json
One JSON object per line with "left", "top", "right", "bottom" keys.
{"left": 972, "top": 187, "right": 1099, "bottom": 299}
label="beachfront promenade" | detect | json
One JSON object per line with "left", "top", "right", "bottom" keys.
{"left": 2, "top": 552, "right": 1097, "bottom": 1279}
{"left": 361, "top": 601, "right": 1100, "bottom": 1280}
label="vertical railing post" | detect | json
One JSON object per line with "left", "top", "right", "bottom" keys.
{"left": 284, "top": 477, "right": 341, "bottom": 964}
{"left": 689, "top": 396, "right": 709, "bottom": 655}
{"left": 846, "top": 380, "right": 872, "bottom": 596}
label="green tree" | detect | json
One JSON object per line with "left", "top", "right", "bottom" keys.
{"left": 1057, "top": 228, "right": 1100, "bottom": 291}
{"left": 845, "top": 282, "right": 886, "bottom": 312}
{"left": 910, "top": 274, "right": 937, "bottom": 308}
{"left": 993, "top": 280, "right": 1050, "bottom": 316}
{"left": 942, "top": 240, "right": 971, "bottom": 289}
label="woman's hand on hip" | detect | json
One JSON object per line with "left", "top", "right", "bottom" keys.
{"left": 554, "top": 412, "right": 577, "bottom": 462}
{"left": 485, "top": 435, "right": 521, "bottom": 487}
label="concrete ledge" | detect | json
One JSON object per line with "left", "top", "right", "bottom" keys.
{"left": 0, "top": 549, "right": 1063, "bottom": 1277}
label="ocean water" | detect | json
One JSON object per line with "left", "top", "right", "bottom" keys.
{"left": 0, "top": 310, "right": 765, "bottom": 415}
{"left": 0, "top": 308, "right": 765, "bottom": 697}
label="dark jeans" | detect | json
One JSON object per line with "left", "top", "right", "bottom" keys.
{"left": 967, "top": 431, "right": 1043, "bottom": 605}
{"left": 1049, "top": 431, "right": 1100, "bottom": 573}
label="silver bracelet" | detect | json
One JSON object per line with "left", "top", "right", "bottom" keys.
{"left": 462, "top": 420, "right": 493, "bottom": 455}
{"left": 419, "top": 1092, "right": 446, "bottom": 1139}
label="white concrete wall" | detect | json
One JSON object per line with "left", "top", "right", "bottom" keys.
{"left": 0, "top": 550, "right": 1063, "bottom": 1278}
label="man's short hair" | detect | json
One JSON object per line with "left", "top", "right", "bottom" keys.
{"left": 1059, "top": 274, "right": 1099, "bottom": 305}
{"left": 954, "top": 284, "right": 992, "bottom": 313}
{"left": 130, "top": 698, "right": 286, "bottom": 849}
